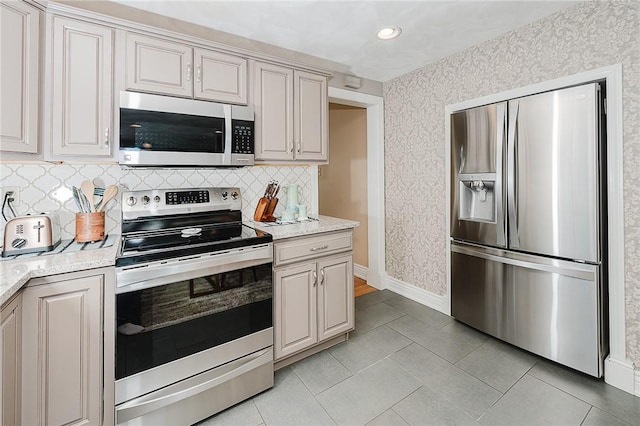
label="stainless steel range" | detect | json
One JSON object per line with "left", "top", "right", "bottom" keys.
{"left": 115, "top": 187, "right": 273, "bottom": 425}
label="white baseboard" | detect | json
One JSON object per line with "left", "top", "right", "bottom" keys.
{"left": 353, "top": 264, "right": 368, "bottom": 281}
{"left": 381, "top": 274, "right": 449, "bottom": 315}
{"left": 604, "top": 355, "right": 636, "bottom": 395}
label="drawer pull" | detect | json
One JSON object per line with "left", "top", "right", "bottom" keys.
{"left": 310, "top": 245, "right": 328, "bottom": 252}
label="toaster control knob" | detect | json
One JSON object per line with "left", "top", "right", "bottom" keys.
{"left": 127, "top": 196, "right": 137, "bottom": 206}
{"left": 141, "top": 195, "right": 150, "bottom": 205}
{"left": 154, "top": 195, "right": 161, "bottom": 203}
{"left": 12, "top": 238, "right": 27, "bottom": 249}
{"left": 231, "top": 191, "right": 239, "bottom": 200}
{"left": 221, "top": 191, "right": 228, "bottom": 200}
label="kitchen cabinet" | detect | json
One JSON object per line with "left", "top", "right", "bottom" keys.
{"left": 274, "top": 231, "right": 354, "bottom": 362}
{"left": 21, "top": 267, "right": 115, "bottom": 426}
{"left": 49, "top": 16, "right": 113, "bottom": 157}
{"left": 253, "top": 61, "right": 327, "bottom": 162}
{"left": 1, "top": 293, "right": 22, "bottom": 426}
{"left": 0, "top": 0, "right": 40, "bottom": 154}
{"left": 126, "top": 32, "right": 248, "bottom": 104}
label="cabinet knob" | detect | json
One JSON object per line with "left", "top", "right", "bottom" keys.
{"left": 196, "top": 65, "right": 201, "bottom": 83}
{"left": 187, "top": 63, "right": 192, "bottom": 82}
{"left": 312, "top": 269, "right": 317, "bottom": 287}
{"left": 320, "top": 268, "right": 325, "bottom": 285}
{"left": 104, "top": 127, "right": 109, "bottom": 148}
{"left": 297, "top": 141, "right": 301, "bottom": 154}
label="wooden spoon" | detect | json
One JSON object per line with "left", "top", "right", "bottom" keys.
{"left": 81, "top": 180, "right": 95, "bottom": 212}
{"left": 97, "top": 185, "right": 118, "bottom": 212}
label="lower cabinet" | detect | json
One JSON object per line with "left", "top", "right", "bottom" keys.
{"left": 1, "top": 293, "right": 22, "bottom": 426}
{"left": 273, "top": 231, "right": 354, "bottom": 362}
{"left": 20, "top": 267, "right": 115, "bottom": 426}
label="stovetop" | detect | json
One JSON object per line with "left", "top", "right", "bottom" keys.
{"left": 116, "top": 187, "right": 272, "bottom": 267}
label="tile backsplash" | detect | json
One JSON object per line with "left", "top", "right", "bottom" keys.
{"left": 0, "top": 163, "right": 314, "bottom": 240}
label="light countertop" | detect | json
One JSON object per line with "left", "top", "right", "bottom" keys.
{"left": 251, "top": 215, "right": 359, "bottom": 240}
{"left": 1, "top": 216, "right": 358, "bottom": 307}
{"left": 0, "top": 239, "right": 119, "bottom": 307}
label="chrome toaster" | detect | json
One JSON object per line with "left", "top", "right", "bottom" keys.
{"left": 2, "top": 213, "right": 61, "bottom": 257}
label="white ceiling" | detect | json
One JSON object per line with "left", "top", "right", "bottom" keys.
{"left": 111, "top": 0, "right": 579, "bottom": 82}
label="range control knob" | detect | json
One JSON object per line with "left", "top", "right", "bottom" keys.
{"left": 12, "top": 238, "right": 27, "bottom": 249}
{"left": 221, "top": 191, "right": 228, "bottom": 200}
{"left": 127, "top": 196, "right": 137, "bottom": 206}
{"left": 231, "top": 191, "right": 239, "bottom": 200}
{"left": 154, "top": 195, "right": 161, "bottom": 203}
{"left": 141, "top": 195, "right": 150, "bottom": 205}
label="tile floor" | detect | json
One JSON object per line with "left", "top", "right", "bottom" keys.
{"left": 199, "top": 290, "right": 640, "bottom": 426}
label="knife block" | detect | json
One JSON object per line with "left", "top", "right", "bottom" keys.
{"left": 253, "top": 197, "right": 278, "bottom": 222}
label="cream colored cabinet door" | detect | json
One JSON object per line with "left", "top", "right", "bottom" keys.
{"left": 317, "top": 254, "right": 354, "bottom": 342}
{"left": 1, "top": 294, "right": 22, "bottom": 426}
{"left": 126, "top": 33, "right": 193, "bottom": 97}
{"left": 194, "top": 48, "right": 247, "bottom": 104}
{"left": 21, "top": 274, "right": 103, "bottom": 426}
{"left": 274, "top": 262, "right": 317, "bottom": 360}
{"left": 0, "top": 1, "right": 39, "bottom": 153}
{"left": 294, "top": 70, "right": 327, "bottom": 161}
{"left": 254, "top": 62, "right": 294, "bottom": 161}
{"left": 50, "top": 16, "right": 113, "bottom": 157}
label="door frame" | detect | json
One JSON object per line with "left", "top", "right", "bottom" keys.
{"left": 314, "top": 87, "right": 385, "bottom": 289}
{"left": 445, "top": 64, "right": 633, "bottom": 394}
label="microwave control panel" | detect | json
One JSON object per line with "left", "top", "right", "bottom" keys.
{"left": 232, "top": 120, "right": 254, "bottom": 154}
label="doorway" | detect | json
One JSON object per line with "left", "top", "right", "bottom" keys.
{"left": 322, "top": 87, "right": 385, "bottom": 292}
{"left": 320, "top": 104, "right": 369, "bottom": 285}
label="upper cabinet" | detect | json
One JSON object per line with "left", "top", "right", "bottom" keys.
{"left": 0, "top": 0, "right": 40, "bottom": 154}
{"left": 126, "top": 33, "right": 248, "bottom": 104}
{"left": 49, "top": 16, "right": 114, "bottom": 157}
{"left": 253, "top": 61, "right": 327, "bottom": 162}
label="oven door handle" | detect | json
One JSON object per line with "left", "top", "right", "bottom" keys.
{"left": 116, "top": 347, "right": 272, "bottom": 424}
{"left": 116, "top": 243, "right": 272, "bottom": 294}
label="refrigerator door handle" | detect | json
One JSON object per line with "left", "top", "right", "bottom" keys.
{"left": 507, "top": 100, "right": 520, "bottom": 248}
{"left": 451, "top": 243, "right": 597, "bottom": 281}
{"left": 495, "top": 103, "right": 507, "bottom": 247}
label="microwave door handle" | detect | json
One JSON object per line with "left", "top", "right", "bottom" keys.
{"left": 223, "top": 104, "right": 232, "bottom": 164}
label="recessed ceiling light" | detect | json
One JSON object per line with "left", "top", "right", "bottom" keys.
{"left": 377, "top": 26, "right": 402, "bottom": 40}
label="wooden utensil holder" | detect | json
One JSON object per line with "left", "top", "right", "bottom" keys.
{"left": 75, "top": 212, "right": 105, "bottom": 242}
{"left": 253, "top": 197, "right": 278, "bottom": 222}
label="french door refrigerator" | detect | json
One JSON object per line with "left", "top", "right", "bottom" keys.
{"left": 450, "top": 82, "right": 608, "bottom": 377}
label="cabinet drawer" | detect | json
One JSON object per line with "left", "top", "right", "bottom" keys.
{"left": 274, "top": 231, "right": 352, "bottom": 267}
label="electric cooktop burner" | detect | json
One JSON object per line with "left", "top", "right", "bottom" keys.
{"left": 116, "top": 187, "right": 271, "bottom": 267}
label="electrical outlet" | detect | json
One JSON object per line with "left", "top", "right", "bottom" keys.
{"left": 1, "top": 186, "right": 21, "bottom": 207}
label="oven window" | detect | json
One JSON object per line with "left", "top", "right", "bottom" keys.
{"left": 116, "top": 263, "right": 272, "bottom": 380}
{"left": 120, "top": 108, "right": 225, "bottom": 153}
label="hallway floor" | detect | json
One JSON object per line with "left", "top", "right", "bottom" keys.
{"left": 199, "top": 290, "right": 640, "bottom": 426}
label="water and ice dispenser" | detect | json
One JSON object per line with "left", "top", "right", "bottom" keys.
{"left": 458, "top": 173, "right": 496, "bottom": 223}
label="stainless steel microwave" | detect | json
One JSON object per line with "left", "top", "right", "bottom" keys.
{"left": 119, "top": 92, "right": 254, "bottom": 167}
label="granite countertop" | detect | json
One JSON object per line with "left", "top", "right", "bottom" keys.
{"left": 0, "top": 239, "right": 120, "bottom": 307}
{"left": 251, "top": 215, "right": 359, "bottom": 240}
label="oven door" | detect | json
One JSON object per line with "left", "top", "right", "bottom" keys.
{"left": 115, "top": 243, "right": 273, "bottom": 406}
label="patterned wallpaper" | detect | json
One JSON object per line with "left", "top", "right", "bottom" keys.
{"left": 383, "top": 2, "right": 640, "bottom": 364}
{"left": 0, "top": 163, "right": 314, "bottom": 240}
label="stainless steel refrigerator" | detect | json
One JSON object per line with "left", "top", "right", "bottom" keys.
{"left": 450, "top": 82, "right": 608, "bottom": 377}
